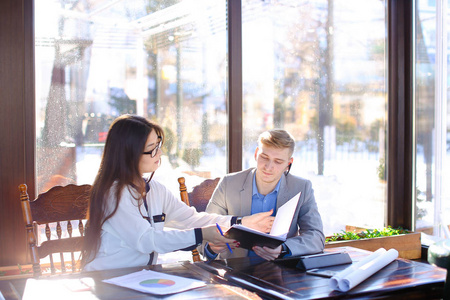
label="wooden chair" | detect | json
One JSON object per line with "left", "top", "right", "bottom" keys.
{"left": 19, "top": 183, "right": 91, "bottom": 277}
{"left": 178, "top": 177, "right": 220, "bottom": 262}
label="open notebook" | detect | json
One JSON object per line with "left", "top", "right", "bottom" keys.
{"left": 224, "top": 192, "right": 301, "bottom": 249}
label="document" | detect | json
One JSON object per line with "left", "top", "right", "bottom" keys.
{"left": 329, "top": 248, "right": 399, "bottom": 292}
{"left": 103, "top": 269, "right": 206, "bottom": 295}
{"left": 224, "top": 192, "right": 301, "bottom": 249}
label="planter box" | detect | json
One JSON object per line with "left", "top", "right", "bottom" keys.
{"left": 325, "top": 232, "right": 421, "bottom": 259}
{"left": 0, "top": 261, "right": 76, "bottom": 279}
{"left": 0, "top": 264, "right": 33, "bottom": 280}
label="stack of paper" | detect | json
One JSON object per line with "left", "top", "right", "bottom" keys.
{"left": 330, "top": 248, "right": 398, "bottom": 292}
{"left": 103, "top": 269, "right": 206, "bottom": 295}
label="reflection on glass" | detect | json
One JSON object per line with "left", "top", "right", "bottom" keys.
{"left": 415, "top": 0, "right": 450, "bottom": 237}
{"left": 415, "top": 1, "right": 436, "bottom": 235}
{"left": 242, "top": 0, "right": 387, "bottom": 235}
{"left": 35, "top": 0, "right": 227, "bottom": 195}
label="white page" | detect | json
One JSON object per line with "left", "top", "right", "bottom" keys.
{"left": 329, "top": 248, "right": 386, "bottom": 290}
{"left": 330, "top": 248, "right": 399, "bottom": 292}
{"left": 270, "top": 192, "right": 301, "bottom": 238}
{"left": 338, "top": 248, "right": 398, "bottom": 292}
{"left": 103, "top": 269, "right": 206, "bottom": 295}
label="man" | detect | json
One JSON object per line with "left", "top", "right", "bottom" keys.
{"left": 201, "top": 129, "right": 325, "bottom": 260}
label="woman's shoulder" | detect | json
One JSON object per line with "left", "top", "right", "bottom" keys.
{"left": 147, "top": 179, "right": 175, "bottom": 198}
{"left": 148, "top": 179, "right": 168, "bottom": 191}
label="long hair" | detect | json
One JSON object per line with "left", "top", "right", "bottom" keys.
{"left": 81, "top": 114, "right": 164, "bottom": 267}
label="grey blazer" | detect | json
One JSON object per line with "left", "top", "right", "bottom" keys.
{"left": 202, "top": 168, "right": 325, "bottom": 259}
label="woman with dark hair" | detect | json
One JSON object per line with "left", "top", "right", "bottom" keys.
{"left": 82, "top": 115, "right": 273, "bottom": 271}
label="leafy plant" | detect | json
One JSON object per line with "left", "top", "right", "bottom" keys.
{"left": 377, "top": 158, "right": 386, "bottom": 181}
{"left": 415, "top": 187, "right": 427, "bottom": 220}
{"left": 326, "top": 226, "right": 411, "bottom": 242}
{"left": 17, "top": 264, "right": 31, "bottom": 274}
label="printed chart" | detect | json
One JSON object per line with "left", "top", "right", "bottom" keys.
{"left": 103, "top": 269, "right": 206, "bottom": 295}
{"left": 139, "top": 279, "right": 175, "bottom": 288}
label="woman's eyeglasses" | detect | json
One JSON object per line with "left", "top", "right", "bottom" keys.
{"left": 143, "top": 136, "right": 162, "bottom": 158}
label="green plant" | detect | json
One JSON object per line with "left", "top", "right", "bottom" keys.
{"left": 326, "top": 226, "right": 410, "bottom": 242}
{"left": 17, "top": 264, "right": 31, "bottom": 274}
{"left": 182, "top": 148, "right": 202, "bottom": 168}
{"left": 416, "top": 187, "right": 427, "bottom": 220}
{"left": 377, "top": 158, "right": 386, "bottom": 181}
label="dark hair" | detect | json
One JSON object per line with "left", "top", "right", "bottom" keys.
{"left": 81, "top": 114, "right": 164, "bottom": 267}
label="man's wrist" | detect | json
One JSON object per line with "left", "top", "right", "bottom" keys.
{"left": 278, "top": 243, "right": 289, "bottom": 258}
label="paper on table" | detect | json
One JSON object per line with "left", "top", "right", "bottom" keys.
{"left": 0, "top": 291, "right": 5, "bottom": 300}
{"left": 330, "top": 248, "right": 399, "bottom": 292}
{"left": 103, "top": 269, "right": 206, "bottom": 295}
{"left": 329, "top": 248, "right": 386, "bottom": 290}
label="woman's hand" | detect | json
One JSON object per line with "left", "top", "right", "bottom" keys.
{"left": 242, "top": 210, "right": 274, "bottom": 233}
{"left": 209, "top": 242, "right": 234, "bottom": 254}
{"left": 201, "top": 225, "right": 237, "bottom": 248}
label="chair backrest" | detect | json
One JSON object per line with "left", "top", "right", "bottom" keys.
{"left": 178, "top": 177, "right": 220, "bottom": 262}
{"left": 19, "top": 183, "right": 91, "bottom": 277}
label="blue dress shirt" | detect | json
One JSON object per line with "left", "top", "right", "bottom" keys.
{"left": 247, "top": 174, "right": 280, "bottom": 256}
{"left": 251, "top": 174, "right": 280, "bottom": 216}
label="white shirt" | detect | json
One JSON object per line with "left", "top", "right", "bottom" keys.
{"left": 84, "top": 180, "right": 231, "bottom": 271}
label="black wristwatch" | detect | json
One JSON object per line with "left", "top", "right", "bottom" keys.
{"left": 278, "top": 243, "right": 289, "bottom": 258}
{"left": 236, "top": 216, "right": 243, "bottom": 225}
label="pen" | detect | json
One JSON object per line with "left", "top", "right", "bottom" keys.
{"left": 216, "top": 223, "right": 233, "bottom": 253}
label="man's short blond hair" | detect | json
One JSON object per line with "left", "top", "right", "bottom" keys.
{"left": 258, "top": 129, "right": 295, "bottom": 157}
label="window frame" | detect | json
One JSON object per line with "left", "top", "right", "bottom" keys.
{"left": 0, "top": 0, "right": 417, "bottom": 266}
{"left": 387, "top": 0, "right": 415, "bottom": 229}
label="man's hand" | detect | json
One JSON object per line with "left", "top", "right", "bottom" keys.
{"left": 252, "top": 245, "right": 282, "bottom": 261}
{"left": 242, "top": 210, "right": 274, "bottom": 233}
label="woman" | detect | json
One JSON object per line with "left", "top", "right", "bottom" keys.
{"left": 82, "top": 115, "right": 273, "bottom": 271}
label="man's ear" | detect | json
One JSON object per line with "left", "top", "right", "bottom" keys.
{"left": 286, "top": 158, "right": 293, "bottom": 175}
{"left": 286, "top": 163, "right": 292, "bottom": 173}
{"left": 254, "top": 147, "right": 259, "bottom": 161}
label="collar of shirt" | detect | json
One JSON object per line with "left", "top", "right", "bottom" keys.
{"left": 251, "top": 172, "right": 281, "bottom": 215}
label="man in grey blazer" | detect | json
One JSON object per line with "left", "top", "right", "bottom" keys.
{"left": 201, "top": 129, "right": 325, "bottom": 260}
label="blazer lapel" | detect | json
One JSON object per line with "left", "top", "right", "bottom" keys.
{"left": 240, "top": 169, "right": 254, "bottom": 215}
{"left": 276, "top": 175, "right": 290, "bottom": 210}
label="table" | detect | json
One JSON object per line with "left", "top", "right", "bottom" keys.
{"left": 208, "top": 247, "right": 447, "bottom": 299}
{"left": 1, "top": 247, "right": 446, "bottom": 299}
{"left": 4, "top": 263, "right": 261, "bottom": 300}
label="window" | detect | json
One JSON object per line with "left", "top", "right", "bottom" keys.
{"left": 35, "top": 0, "right": 228, "bottom": 195}
{"left": 415, "top": 0, "right": 450, "bottom": 237}
{"left": 35, "top": 0, "right": 450, "bottom": 239}
{"left": 242, "top": 0, "right": 387, "bottom": 235}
